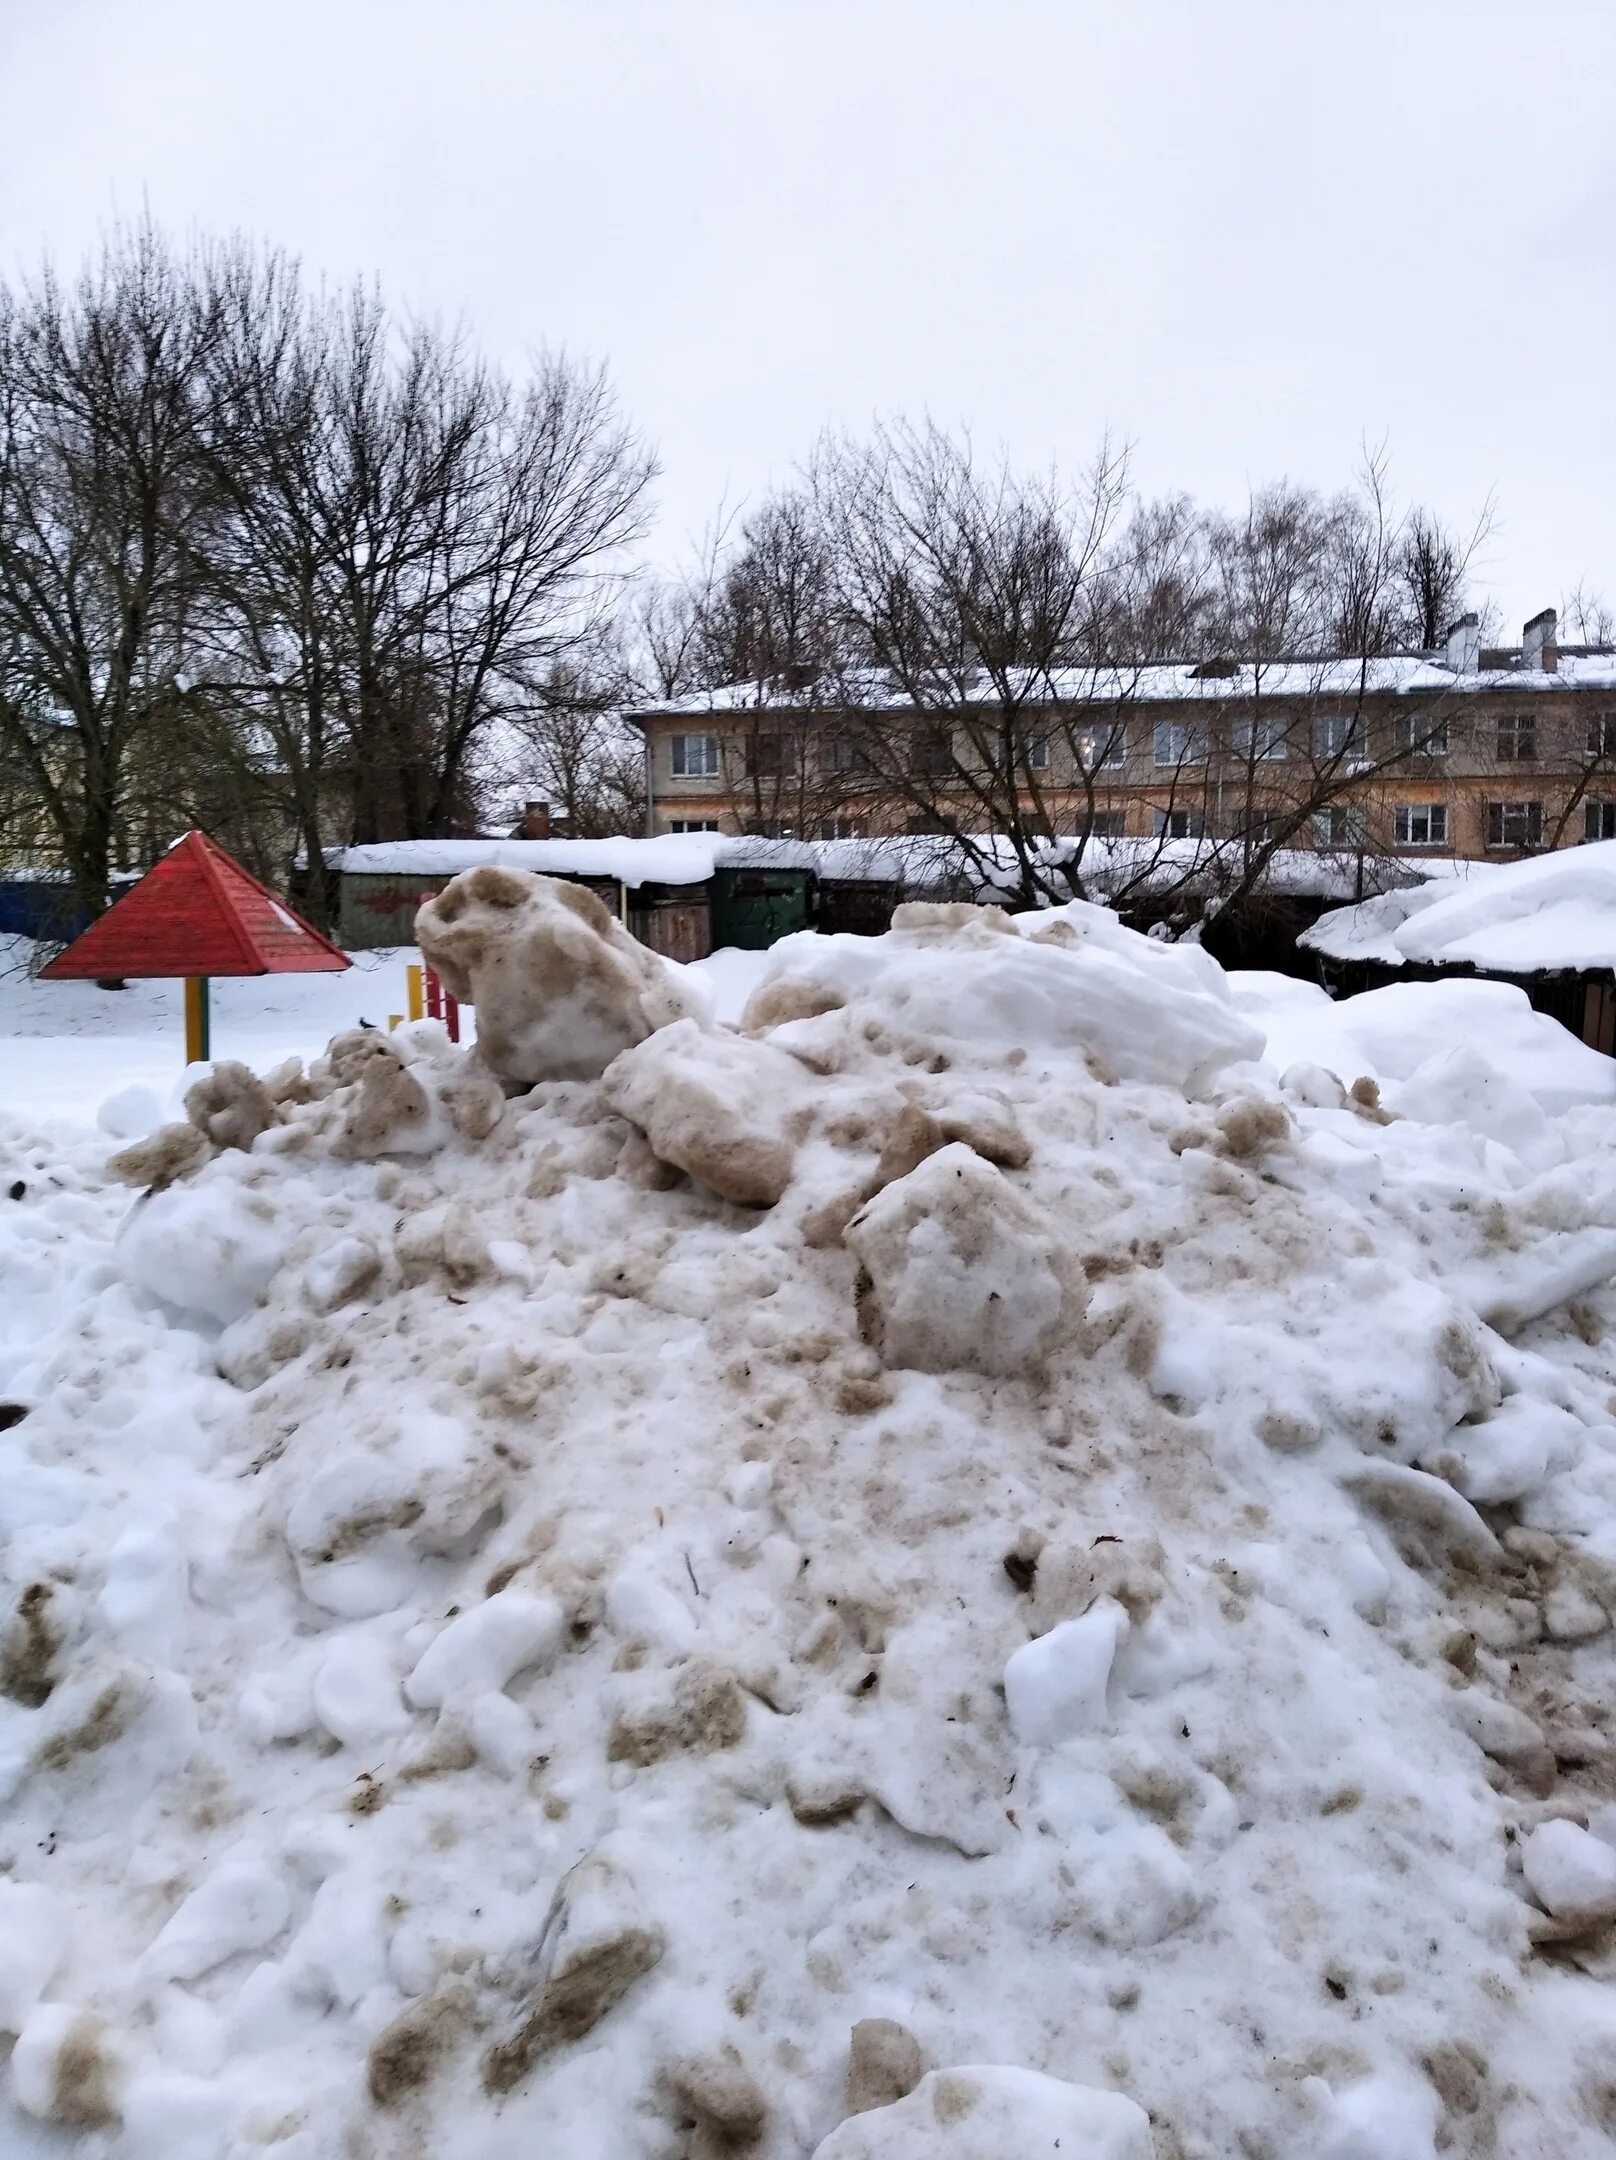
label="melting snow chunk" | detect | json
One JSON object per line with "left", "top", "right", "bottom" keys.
{"left": 1004, "top": 1599, "right": 1130, "bottom": 1745}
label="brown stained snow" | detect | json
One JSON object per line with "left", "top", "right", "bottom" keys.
{"left": 15, "top": 887, "right": 1616, "bottom": 2155}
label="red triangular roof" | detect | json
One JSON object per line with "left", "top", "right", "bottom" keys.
{"left": 41, "top": 832, "right": 351, "bottom": 980}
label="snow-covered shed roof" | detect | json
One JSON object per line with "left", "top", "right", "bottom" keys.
{"left": 1302, "top": 842, "right": 1616, "bottom": 976}
{"left": 327, "top": 835, "right": 935, "bottom": 889}
{"left": 331, "top": 834, "right": 1427, "bottom": 908}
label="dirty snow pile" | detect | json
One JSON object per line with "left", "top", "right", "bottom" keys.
{"left": 6, "top": 867, "right": 1616, "bottom": 2159}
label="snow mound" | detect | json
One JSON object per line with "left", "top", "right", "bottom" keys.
{"left": 741, "top": 908, "right": 1261, "bottom": 1090}
{"left": 416, "top": 866, "right": 707, "bottom": 1084}
{"left": 8, "top": 896, "right": 1616, "bottom": 2155}
{"left": 1240, "top": 973, "right": 1616, "bottom": 1115}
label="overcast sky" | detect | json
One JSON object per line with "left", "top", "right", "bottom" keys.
{"left": 3, "top": 0, "right": 1613, "bottom": 634}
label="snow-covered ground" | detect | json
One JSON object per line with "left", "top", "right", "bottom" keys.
{"left": 4, "top": 890, "right": 1616, "bottom": 2159}
{"left": 0, "top": 943, "right": 427, "bottom": 1129}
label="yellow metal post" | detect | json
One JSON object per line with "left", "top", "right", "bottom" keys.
{"left": 387, "top": 1013, "right": 404, "bottom": 1032}
{"left": 406, "top": 964, "right": 424, "bottom": 1022}
{"left": 184, "top": 976, "right": 210, "bottom": 1064}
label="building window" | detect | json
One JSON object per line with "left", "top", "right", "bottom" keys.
{"left": 1585, "top": 800, "right": 1616, "bottom": 842}
{"left": 1315, "top": 805, "right": 1367, "bottom": 847}
{"left": 1394, "top": 803, "right": 1448, "bottom": 848}
{"left": 1152, "top": 808, "right": 1205, "bottom": 838}
{"left": 1230, "top": 714, "right": 1287, "bottom": 762}
{"left": 1497, "top": 713, "right": 1537, "bottom": 762}
{"left": 742, "top": 818, "right": 795, "bottom": 839}
{"left": 669, "top": 819, "right": 720, "bottom": 834}
{"left": 1588, "top": 714, "right": 1616, "bottom": 760}
{"left": 819, "top": 736, "right": 861, "bottom": 774}
{"left": 911, "top": 728, "right": 953, "bottom": 778}
{"left": 1394, "top": 712, "right": 1449, "bottom": 756}
{"left": 1024, "top": 736, "right": 1050, "bottom": 771}
{"left": 1486, "top": 800, "right": 1543, "bottom": 850}
{"left": 1314, "top": 711, "right": 1359, "bottom": 761}
{"left": 905, "top": 812, "right": 948, "bottom": 835}
{"left": 1086, "top": 809, "right": 1126, "bottom": 838}
{"left": 819, "top": 816, "right": 868, "bottom": 840}
{"left": 745, "top": 732, "right": 798, "bottom": 777}
{"left": 1078, "top": 724, "right": 1128, "bottom": 769}
{"left": 670, "top": 733, "right": 720, "bottom": 778}
{"left": 1153, "top": 722, "right": 1203, "bottom": 768}
{"left": 1236, "top": 811, "right": 1284, "bottom": 846}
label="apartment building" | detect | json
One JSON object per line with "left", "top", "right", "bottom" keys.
{"left": 626, "top": 610, "right": 1616, "bottom": 864}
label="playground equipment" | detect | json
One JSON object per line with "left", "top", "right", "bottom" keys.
{"left": 40, "top": 832, "right": 350, "bottom": 1062}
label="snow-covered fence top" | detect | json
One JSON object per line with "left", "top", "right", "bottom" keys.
{"left": 1302, "top": 840, "right": 1616, "bottom": 975}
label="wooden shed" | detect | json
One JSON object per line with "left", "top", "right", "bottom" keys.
{"left": 626, "top": 882, "right": 713, "bottom": 963}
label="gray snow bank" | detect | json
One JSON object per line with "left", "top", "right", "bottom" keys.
{"left": 6, "top": 900, "right": 1616, "bottom": 2155}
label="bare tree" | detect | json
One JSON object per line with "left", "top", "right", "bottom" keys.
{"left": 0, "top": 222, "right": 227, "bottom": 914}
{"left": 199, "top": 257, "right": 653, "bottom": 917}
{"left": 804, "top": 417, "right": 1131, "bottom": 895}
{"left": 1398, "top": 497, "right": 1496, "bottom": 648}
{"left": 1563, "top": 581, "right": 1615, "bottom": 648}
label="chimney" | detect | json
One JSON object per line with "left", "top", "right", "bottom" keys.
{"left": 1443, "top": 612, "right": 1480, "bottom": 675}
{"left": 1523, "top": 608, "right": 1558, "bottom": 672}
{"left": 518, "top": 799, "right": 551, "bottom": 840}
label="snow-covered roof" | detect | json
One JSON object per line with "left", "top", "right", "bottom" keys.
{"left": 331, "top": 837, "right": 727, "bottom": 888}
{"left": 628, "top": 651, "right": 1616, "bottom": 721}
{"left": 330, "top": 833, "right": 1424, "bottom": 906}
{"left": 1302, "top": 841, "right": 1616, "bottom": 975}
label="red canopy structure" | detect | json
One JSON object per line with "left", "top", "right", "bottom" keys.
{"left": 42, "top": 831, "right": 348, "bottom": 1061}
{"left": 42, "top": 833, "right": 348, "bottom": 981}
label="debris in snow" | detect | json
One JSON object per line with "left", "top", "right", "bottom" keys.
{"left": 606, "top": 1655, "right": 749, "bottom": 1765}
{"left": 483, "top": 1852, "right": 666, "bottom": 2092}
{"left": 11, "top": 2003, "right": 126, "bottom": 2128}
{"left": 106, "top": 1119, "right": 210, "bottom": 1191}
{"left": 182, "top": 1060, "right": 281, "bottom": 1152}
{"left": 661, "top": 2045, "right": 770, "bottom": 2149}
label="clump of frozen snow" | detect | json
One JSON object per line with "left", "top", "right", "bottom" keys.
{"left": 416, "top": 865, "right": 706, "bottom": 1085}
{"left": 809, "top": 2064, "right": 1154, "bottom": 2159}
{"left": 845, "top": 1143, "right": 1081, "bottom": 1378}
{"left": 604, "top": 1018, "right": 817, "bottom": 1206}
